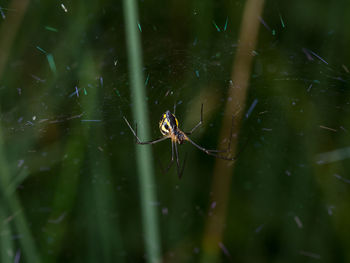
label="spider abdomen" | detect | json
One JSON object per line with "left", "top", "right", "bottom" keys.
{"left": 159, "top": 110, "right": 179, "bottom": 136}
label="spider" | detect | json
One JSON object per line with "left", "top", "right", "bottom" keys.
{"left": 123, "top": 104, "right": 238, "bottom": 178}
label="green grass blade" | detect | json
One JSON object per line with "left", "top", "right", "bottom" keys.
{"left": 0, "top": 205, "right": 14, "bottom": 263}
{"left": 122, "top": 0, "right": 161, "bottom": 262}
{"left": 0, "top": 119, "right": 41, "bottom": 263}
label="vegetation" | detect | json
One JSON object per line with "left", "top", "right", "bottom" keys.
{"left": 0, "top": 0, "right": 349, "bottom": 262}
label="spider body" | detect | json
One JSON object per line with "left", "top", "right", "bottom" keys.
{"left": 123, "top": 104, "right": 238, "bottom": 178}
{"left": 159, "top": 111, "right": 187, "bottom": 144}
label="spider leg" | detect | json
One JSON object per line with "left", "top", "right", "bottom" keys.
{"left": 185, "top": 103, "right": 203, "bottom": 135}
{"left": 123, "top": 116, "right": 169, "bottom": 144}
{"left": 174, "top": 143, "right": 186, "bottom": 178}
{"left": 203, "top": 115, "right": 248, "bottom": 161}
{"left": 204, "top": 115, "right": 235, "bottom": 153}
{"left": 180, "top": 152, "right": 187, "bottom": 178}
{"left": 137, "top": 136, "right": 169, "bottom": 145}
{"left": 173, "top": 102, "right": 176, "bottom": 114}
{"left": 186, "top": 137, "right": 237, "bottom": 161}
{"left": 184, "top": 113, "right": 247, "bottom": 161}
{"left": 160, "top": 141, "right": 175, "bottom": 174}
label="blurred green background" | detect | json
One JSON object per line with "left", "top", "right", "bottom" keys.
{"left": 0, "top": 0, "right": 350, "bottom": 262}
